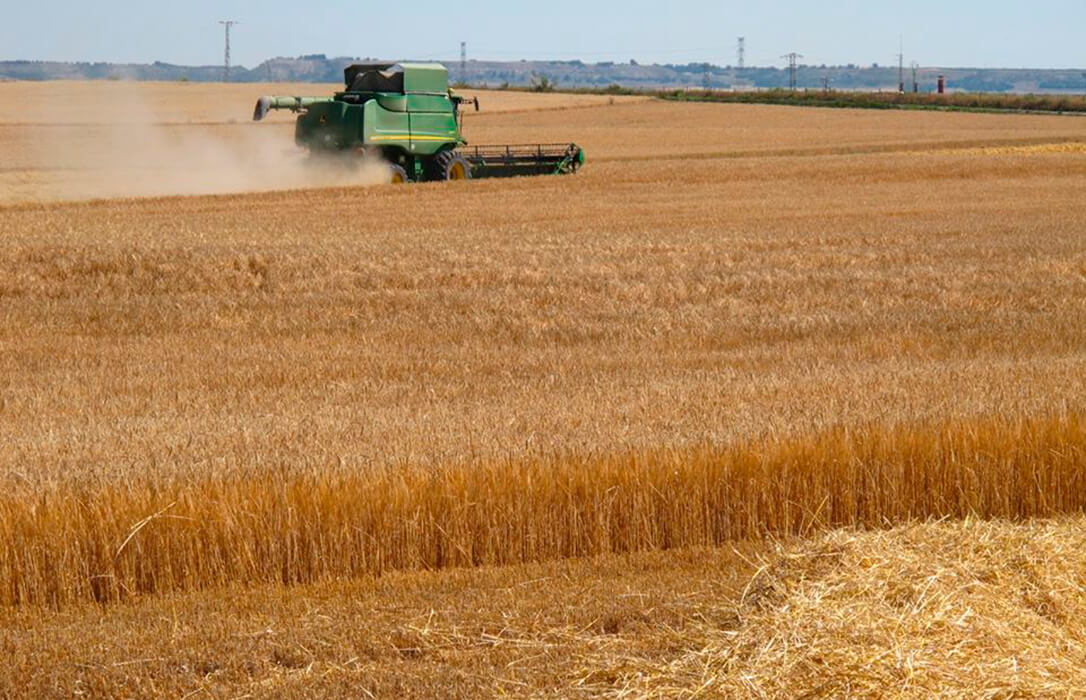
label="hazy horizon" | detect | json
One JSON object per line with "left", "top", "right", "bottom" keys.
{"left": 4, "top": 1, "right": 1085, "bottom": 71}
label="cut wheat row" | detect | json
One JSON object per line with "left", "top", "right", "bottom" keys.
{"left": 1, "top": 412, "right": 1083, "bottom": 608}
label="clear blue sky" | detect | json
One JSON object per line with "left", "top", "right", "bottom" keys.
{"left": 5, "top": 1, "right": 1084, "bottom": 70}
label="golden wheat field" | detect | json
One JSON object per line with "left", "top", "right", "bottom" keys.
{"left": 1, "top": 81, "right": 1085, "bottom": 697}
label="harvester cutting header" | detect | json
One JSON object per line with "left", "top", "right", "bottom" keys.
{"left": 252, "top": 62, "right": 585, "bottom": 183}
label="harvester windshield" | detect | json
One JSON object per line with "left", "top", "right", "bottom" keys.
{"left": 345, "top": 64, "right": 403, "bottom": 93}
{"left": 342, "top": 63, "right": 449, "bottom": 95}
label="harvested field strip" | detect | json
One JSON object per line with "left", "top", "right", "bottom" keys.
{"left": 4, "top": 519, "right": 1083, "bottom": 696}
{"left": 924, "top": 141, "right": 1086, "bottom": 156}
{"left": 595, "top": 136, "right": 1086, "bottom": 163}
{"left": 3, "top": 413, "right": 1083, "bottom": 609}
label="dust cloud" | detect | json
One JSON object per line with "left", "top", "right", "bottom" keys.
{"left": 2, "top": 87, "right": 393, "bottom": 203}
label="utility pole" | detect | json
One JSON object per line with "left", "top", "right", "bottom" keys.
{"left": 781, "top": 53, "right": 802, "bottom": 90}
{"left": 460, "top": 42, "right": 467, "bottom": 84}
{"left": 737, "top": 37, "right": 745, "bottom": 70}
{"left": 897, "top": 37, "right": 905, "bottom": 93}
{"left": 219, "top": 20, "right": 239, "bottom": 83}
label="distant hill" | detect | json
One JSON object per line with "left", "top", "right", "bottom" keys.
{"left": 2, "top": 55, "right": 1084, "bottom": 94}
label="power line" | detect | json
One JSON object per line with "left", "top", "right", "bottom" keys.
{"left": 781, "top": 52, "right": 803, "bottom": 90}
{"left": 443, "top": 45, "right": 743, "bottom": 61}
{"left": 218, "top": 20, "right": 239, "bottom": 83}
{"left": 737, "top": 37, "right": 745, "bottom": 70}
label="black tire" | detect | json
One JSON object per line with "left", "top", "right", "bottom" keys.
{"left": 388, "top": 164, "right": 409, "bottom": 184}
{"left": 425, "top": 151, "right": 472, "bottom": 182}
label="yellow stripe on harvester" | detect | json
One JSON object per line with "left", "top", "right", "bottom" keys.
{"left": 370, "top": 134, "right": 456, "bottom": 142}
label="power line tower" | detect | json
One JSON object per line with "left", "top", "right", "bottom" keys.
{"left": 897, "top": 37, "right": 905, "bottom": 93}
{"left": 911, "top": 62, "right": 920, "bottom": 93}
{"left": 219, "top": 20, "right": 239, "bottom": 83}
{"left": 460, "top": 42, "right": 467, "bottom": 84}
{"left": 703, "top": 62, "right": 712, "bottom": 90}
{"left": 737, "top": 37, "right": 745, "bottom": 70}
{"left": 781, "top": 52, "right": 802, "bottom": 90}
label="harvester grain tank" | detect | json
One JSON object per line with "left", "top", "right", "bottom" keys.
{"left": 252, "top": 62, "right": 585, "bottom": 183}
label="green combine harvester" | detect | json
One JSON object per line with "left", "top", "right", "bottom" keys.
{"left": 252, "top": 62, "right": 585, "bottom": 183}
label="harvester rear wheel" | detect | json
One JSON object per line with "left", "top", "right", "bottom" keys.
{"left": 388, "top": 164, "right": 409, "bottom": 184}
{"left": 426, "top": 151, "right": 472, "bottom": 182}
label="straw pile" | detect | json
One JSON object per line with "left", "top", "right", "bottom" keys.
{"left": 575, "top": 517, "right": 1086, "bottom": 698}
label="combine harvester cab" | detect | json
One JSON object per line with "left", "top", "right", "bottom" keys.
{"left": 252, "top": 62, "right": 585, "bottom": 183}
